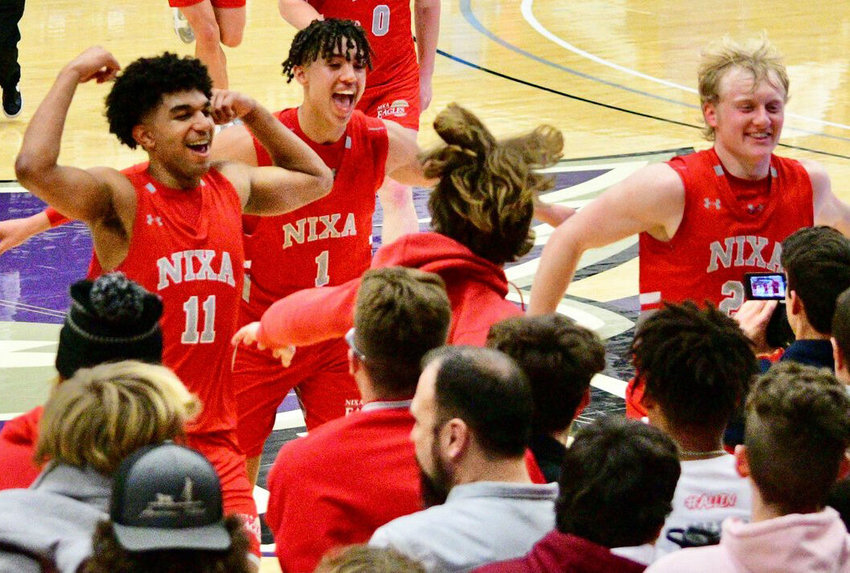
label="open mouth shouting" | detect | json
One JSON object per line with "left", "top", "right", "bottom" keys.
{"left": 332, "top": 90, "right": 356, "bottom": 115}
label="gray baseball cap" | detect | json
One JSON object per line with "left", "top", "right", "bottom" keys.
{"left": 110, "top": 442, "right": 231, "bottom": 552}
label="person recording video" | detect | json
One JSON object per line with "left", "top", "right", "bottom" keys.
{"left": 736, "top": 226, "right": 850, "bottom": 372}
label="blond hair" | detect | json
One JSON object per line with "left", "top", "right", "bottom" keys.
{"left": 424, "top": 104, "right": 563, "bottom": 265}
{"left": 36, "top": 360, "right": 200, "bottom": 475}
{"left": 698, "top": 35, "right": 789, "bottom": 140}
{"left": 315, "top": 545, "right": 426, "bottom": 573}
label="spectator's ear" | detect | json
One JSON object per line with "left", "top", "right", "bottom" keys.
{"left": 788, "top": 290, "right": 803, "bottom": 317}
{"left": 734, "top": 444, "right": 751, "bottom": 478}
{"left": 443, "top": 418, "right": 469, "bottom": 462}
{"left": 347, "top": 348, "right": 360, "bottom": 376}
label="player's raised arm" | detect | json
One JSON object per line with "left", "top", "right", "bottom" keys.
{"left": 14, "top": 47, "right": 124, "bottom": 225}
{"left": 211, "top": 89, "right": 332, "bottom": 215}
{"left": 529, "top": 162, "right": 685, "bottom": 315}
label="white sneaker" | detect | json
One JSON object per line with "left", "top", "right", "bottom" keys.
{"left": 172, "top": 8, "right": 195, "bottom": 44}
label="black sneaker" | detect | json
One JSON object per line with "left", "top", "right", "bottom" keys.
{"left": 2, "top": 86, "right": 22, "bottom": 118}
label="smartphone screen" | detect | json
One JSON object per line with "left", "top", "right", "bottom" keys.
{"left": 744, "top": 272, "right": 787, "bottom": 300}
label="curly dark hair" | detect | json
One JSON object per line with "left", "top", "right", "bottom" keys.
{"left": 631, "top": 301, "right": 757, "bottom": 432}
{"left": 105, "top": 52, "right": 212, "bottom": 149}
{"left": 80, "top": 516, "right": 252, "bottom": 573}
{"left": 281, "top": 19, "right": 373, "bottom": 82}
{"left": 424, "top": 104, "right": 563, "bottom": 265}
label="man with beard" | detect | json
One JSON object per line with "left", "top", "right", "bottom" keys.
{"left": 369, "top": 346, "right": 558, "bottom": 572}
{"left": 264, "top": 266, "right": 451, "bottom": 573}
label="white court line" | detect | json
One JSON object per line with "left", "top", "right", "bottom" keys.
{"left": 591, "top": 373, "right": 627, "bottom": 399}
{"left": 520, "top": 0, "right": 850, "bottom": 131}
{"left": 520, "top": 0, "right": 692, "bottom": 93}
{"left": 272, "top": 408, "right": 306, "bottom": 431}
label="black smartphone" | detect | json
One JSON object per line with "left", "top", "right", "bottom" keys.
{"left": 743, "top": 272, "right": 787, "bottom": 301}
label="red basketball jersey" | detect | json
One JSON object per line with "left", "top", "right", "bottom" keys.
{"left": 89, "top": 163, "right": 244, "bottom": 435}
{"left": 240, "top": 108, "right": 389, "bottom": 323}
{"left": 308, "top": 0, "right": 417, "bottom": 88}
{"left": 639, "top": 148, "right": 813, "bottom": 315}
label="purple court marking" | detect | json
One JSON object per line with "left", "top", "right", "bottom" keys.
{"left": 0, "top": 193, "right": 91, "bottom": 324}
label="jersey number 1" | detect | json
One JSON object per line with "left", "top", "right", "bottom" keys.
{"left": 315, "top": 250, "right": 330, "bottom": 287}
{"left": 182, "top": 295, "right": 216, "bottom": 344}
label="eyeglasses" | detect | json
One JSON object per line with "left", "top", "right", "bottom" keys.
{"left": 345, "top": 327, "right": 367, "bottom": 362}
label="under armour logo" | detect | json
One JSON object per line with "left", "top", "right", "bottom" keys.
{"left": 704, "top": 198, "right": 721, "bottom": 210}
{"left": 747, "top": 204, "right": 764, "bottom": 214}
{"left": 146, "top": 214, "right": 163, "bottom": 226}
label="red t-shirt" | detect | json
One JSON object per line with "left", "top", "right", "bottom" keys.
{"left": 267, "top": 403, "right": 421, "bottom": 573}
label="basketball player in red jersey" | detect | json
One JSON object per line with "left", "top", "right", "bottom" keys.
{"left": 279, "top": 0, "right": 441, "bottom": 242}
{"left": 213, "top": 19, "right": 427, "bottom": 485}
{"left": 14, "top": 46, "right": 332, "bottom": 564}
{"left": 529, "top": 36, "right": 850, "bottom": 416}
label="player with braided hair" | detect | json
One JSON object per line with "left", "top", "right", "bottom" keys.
{"left": 280, "top": 0, "right": 441, "bottom": 243}
{"left": 213, "top": 19, "right": 427, "bottom": 485}
{"left": 233, "top": 102, "right": 563, "bottom": 359}
{"left": 280, "top": 17, "right": 374, "bottom": 81}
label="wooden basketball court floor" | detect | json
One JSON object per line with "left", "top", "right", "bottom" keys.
{"left": 3, "top": 1, "right": 850, "bottom": 569}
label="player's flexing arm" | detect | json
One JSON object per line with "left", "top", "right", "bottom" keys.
{"left": 211, "top": 91, "right": 332, "bottom": 215}
{"left": 528, "top": 162, "right": 685, "bottom": 315}
{"left": 14, "top": 47, "right": 136, "bottom": 271}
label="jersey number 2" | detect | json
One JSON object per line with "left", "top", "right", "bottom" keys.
{"left": 372, "top": 5, "right": 390, "bottom": 36}
{"left": 719, "top": 280, "right": 744, "bottom": 316}
{"left": 182, "top": 295, "right": 216, "bottom": 344}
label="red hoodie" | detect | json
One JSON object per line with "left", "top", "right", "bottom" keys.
{"left": 256, "top": 232, "right": 523, "bottom": 348}
{"left": 254, "top": 233, "right": 547, "bottom": 483}
{"left": 0, "top": 406, "right": 43, "bottom": 490}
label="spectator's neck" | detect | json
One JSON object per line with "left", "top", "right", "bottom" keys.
{"left": 456, "top": 455, "right": 532, "bottom": 486}
{"left": 792, "top": 319, "right": 830, "bottom": 342}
